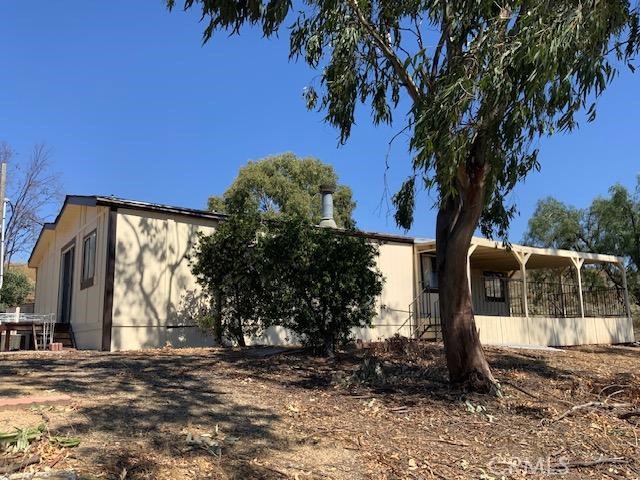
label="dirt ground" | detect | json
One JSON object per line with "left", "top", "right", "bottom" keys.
{"left": 0, "top": 341, "right": 639, "bottom": 479}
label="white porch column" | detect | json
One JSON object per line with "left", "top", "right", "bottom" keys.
{"left": 467, "top": 243, "right": 478, "bottom": 294}
{"left": 617, "top": 261, "right": 632, "bottom": 319}
{"left": 557, "top": 267, "right": 568, "bottom": 318}
{"left": 570, "top": 257, "right": 585, "bottom": 318}
{"left": 512, "top": 251, "right": 532, "bottom": 318}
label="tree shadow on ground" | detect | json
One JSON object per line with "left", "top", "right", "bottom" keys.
{"left": 0, "top": 351, "right": 284, "bottom": 479}
{"left": 567, "top": 344, "right": 640, "bottom": 359}
{"left": 488, "top": 351, "right": 577, "bottom": 381}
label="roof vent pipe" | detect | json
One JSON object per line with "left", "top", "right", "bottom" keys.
{"left": 319, "top": 185, "right": 337, "bottom": 228}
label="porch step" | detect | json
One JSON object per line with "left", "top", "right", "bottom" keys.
{"left": 416, "top": 322, "right": 442, "bottom": 341}
{"left": 53, "top": 324, "right": 75, "bottom": 349}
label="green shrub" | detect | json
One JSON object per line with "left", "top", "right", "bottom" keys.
{"left": 191, "top": 214, "right": 384, "bottom": 355}
{"left": 0, "top": 270, "right": 33, "bottom": 311}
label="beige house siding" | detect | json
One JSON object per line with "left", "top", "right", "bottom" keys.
{"left": 475, "top": 315, "right": 634, "bottom": 346}
{"left": 110, "top": 209, "right": 218, "bottom": 351}
{"left": 33, "top": 204, "right": 109, "bottom": 350}
{"left": 112, "top": 214, "right": 415, "bottom": 349}
{"left": 353, "top": 241, "right": 415, "bottom": 341}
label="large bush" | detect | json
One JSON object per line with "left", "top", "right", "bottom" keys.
{"left": 191, "top": 215, "right": 384, "bottom": 354}
{"left": 264, "top": 218, "right": 383, "bottom": 355}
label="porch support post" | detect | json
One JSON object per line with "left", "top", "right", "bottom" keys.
{"left": 557, "top": 267, "right": 568, "bottom": 318}
{"left": 467, "top": 243, "right": 478, "bottom": 295}
{"left": 617, "top": 261, "right": 632, "bottom": 319}
{"left": 512, "top": 251, "right": 532, "bottom": 318}
{"left": 570, "top": 257, "right": 585, "bottom": 318}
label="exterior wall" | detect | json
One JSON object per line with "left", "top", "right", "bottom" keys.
{"left": 110, "top": 209, "right": 219, "bottom": 351}
{"left": 475, "top": 315, "right": 635, "bottom": 346}
{"left": 353, "top": 241, "right": 415, "bottom": 341}
{"left": 113, "top": 213, "right": 414, "bottom": 349}
{"left": 33, "top": 205, "right": 109, "bottom": 349}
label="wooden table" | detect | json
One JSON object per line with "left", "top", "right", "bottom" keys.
{"left": 0, "top": 322, "right": 39, "bottom": 351}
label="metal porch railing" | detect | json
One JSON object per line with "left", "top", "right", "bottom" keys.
{"left": 474, "top": 277, "right": 627, "bottom": 318}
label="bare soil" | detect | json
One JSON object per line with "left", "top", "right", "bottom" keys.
{"left": 0, "top": 341, "right": 638, "bottom": 479}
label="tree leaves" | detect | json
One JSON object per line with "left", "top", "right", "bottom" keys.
{"left": 169, "top": 0, "right": 640, "bottom": 238}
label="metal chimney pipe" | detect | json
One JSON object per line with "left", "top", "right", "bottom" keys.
{"left": 319, "top": 185, "right": 337, "bottom": 228}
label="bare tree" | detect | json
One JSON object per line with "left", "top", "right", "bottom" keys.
{"left": 0, "top": 142, "right": 62, "bottom": 265}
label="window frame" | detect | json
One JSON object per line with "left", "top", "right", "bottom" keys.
{"left": 80, "top": 229, "right": 97, "bottom": 290}
{"left": 483, "top": 271, "right": 506, "bottom": 302}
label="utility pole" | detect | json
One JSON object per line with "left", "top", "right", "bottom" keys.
{"left": 0, "top": 162, "right": 7, "bottom": 291}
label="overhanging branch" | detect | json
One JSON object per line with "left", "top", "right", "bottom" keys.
{"left": 346, "top": 0, "right": 422, "bottom": 103}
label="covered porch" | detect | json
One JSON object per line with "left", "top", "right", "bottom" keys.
{"left": 413, "top": 237, "right": 634, "bottom": 346}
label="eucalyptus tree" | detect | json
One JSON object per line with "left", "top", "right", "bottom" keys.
{"left": 168, "top": 0, "right": 639, "bottom": 391}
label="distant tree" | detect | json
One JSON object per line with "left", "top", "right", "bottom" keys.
{"left": 0, "top": 142, "right": 62, "bottom": 265}
{"left": 190, "top": 211, "right": 267, "bottom": 346}
{"left": 0, "top": 269, "right": 33, "bottom": 311}
{"left": 264, "top": 217, "right": 383, "bottom": 356}
{"left": 207, "top": 153, "right": 356, "bottom": 228}
{"left": 169, "top": 0, "right": 640, "bottom": 391}
{"left": 523, "top": 198, "right": 583, "bottom": 250}
{"left": 524, "top": 179, "right": 640, "bottom": 305}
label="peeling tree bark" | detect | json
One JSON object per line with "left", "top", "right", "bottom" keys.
{"left": 436, "top": 160, "right": 498, "bottom": 393}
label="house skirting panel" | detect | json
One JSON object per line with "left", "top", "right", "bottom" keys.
{"left": 110, "top": 325, "right": 217, "bottom": 351}
{"left": 475, "top": 315, "right": 634, "bottom": 347}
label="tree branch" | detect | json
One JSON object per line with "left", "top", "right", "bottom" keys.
{"left": 346, "top": 0, "right": 422, "bottom": 103}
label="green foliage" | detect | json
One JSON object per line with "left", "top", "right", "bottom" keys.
{"left": 0, "top": 424, "right": 45, "bottom": 453}
{"left": 264, "top": 217, "right": 384, "bottom": 354}
{"left": 207, "top": 153, "right": 356, "bottom": 228}
{"left": 523, "top": 197, "right": 583, "bottom": 249}
{"left": 168, "top": 0, "right": 639, "bottom": 238}
{"left": 524, "top": 178, "right": 640, "bottom": 304}
{"left": 191, "top": 212, "right": 383, "bottom": 353}
{"left": 190, "top": 211, "right": 267, "bottom": 345}
{"left": 0, "top": 269, "right": 33, "bottom": 311}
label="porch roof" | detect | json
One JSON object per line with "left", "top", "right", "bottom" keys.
{"left": 415, "top": 236, "right": 624, "bottom": 271}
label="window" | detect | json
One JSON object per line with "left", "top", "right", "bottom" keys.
{"left": 81, "top": 230, "right": 97, "bottom": 289}
{"left": 483, "top": 272, "right": 505, "bottom": 302}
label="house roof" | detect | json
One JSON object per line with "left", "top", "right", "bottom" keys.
{"left": 28, "top": 195, "right": 416, "bottom": 266}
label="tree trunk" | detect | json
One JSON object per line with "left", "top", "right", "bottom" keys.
{"left": 436, "top": 162, "right": 498, "bottom": 393}
{"left": 213, "top": 289, "right": 223, "bottom": 344}
{"left": 323, "top": 332, "right": 335, "bottom": 358}
{"left": 235, "top": 319, "right": 246, "bottom": 347}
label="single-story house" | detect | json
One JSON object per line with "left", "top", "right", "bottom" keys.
{"left": 27, "top": 194, "right": 635, "bottom": 351}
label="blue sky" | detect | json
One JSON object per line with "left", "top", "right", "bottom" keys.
{"left": 1, "top": 2, "right": 638, "bottom": 243}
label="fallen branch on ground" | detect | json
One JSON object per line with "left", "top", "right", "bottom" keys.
{"left": 619, "top": 409, "right": 640, "bottom": 420}
{"left": 552, "top": 401, "right": 633, "bottom": 422}
{"left": 426, "top": 437, "right": 470, "bottom": 447}
{"left": 0, "top": 455, "right": 40, "bottom": 475}
{"left": 501, "top": 380, "right": 540, "bottom": 400}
